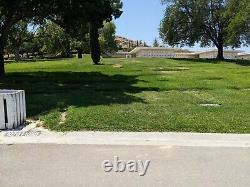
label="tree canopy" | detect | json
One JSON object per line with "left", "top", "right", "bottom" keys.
{"left": 160, "top": 0, "right": 250, "bottom": 59}
{"left": 153, "top": 38, "right": 160, "bottom": 47}
{"left": 36, "top": 21, "right": 71, "bottom": 58}
{"left": 226, "top": 0, "right": 250, "bottom": 46}
{"left": 7, "top": 21, "right": 32, "bottom": 61}
{"left": 0, "top": 0, "right": 123, "bottom": 76}
{"left": 99, "top": 22, "right": 118, "bottom": 54}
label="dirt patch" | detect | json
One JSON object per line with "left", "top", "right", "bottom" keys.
{"left": 59, "top": 112, "right": 67, "bottom": 124}
{"left": 26, "top": 119, "right": 44, "bottom": 127}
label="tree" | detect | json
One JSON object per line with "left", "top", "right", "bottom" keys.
{"left": 7, "top": 21, "right": 33, "bottom": 61}
{"left": 153, "top": 38, "right": 159, "bottom": 47}
{"left": 160, "top": 0, "right": 250, "bottom": 60}
{"left": 0, "top": 0, "right": 123, "bottom": 76}
{"left": 53, "top": 0, "right": 123, "bottom": 65}
{"left": 90, "top": 22, "right": 101, "bottom": 64}
{"left": 36, "top": 21, "right": 71, "bottom": 57}
{"left": 99, "top": 22, "right": 118, "bottom": 54}
{"left": 226, "top": 0, "right": 250, "bottom": 47}
{"left": 71, "top": 33, "right": 90, "bottom": 59}
{"left": 0, "top": 0, "right": 53, "bottom": 75}
{"left": 69, "top": 23, "right": 91, "bottom": 59}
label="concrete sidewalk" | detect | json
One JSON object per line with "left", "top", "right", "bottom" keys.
{"left": 1, "top": 124, "right": 250, "bottom": 147}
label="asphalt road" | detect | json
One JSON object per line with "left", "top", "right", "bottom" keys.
{"left": 1, "top": 144, "right": 250, "bottom": 187}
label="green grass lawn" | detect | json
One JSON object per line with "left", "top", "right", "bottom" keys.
{"left": 1, "top": 56, "right": 250, "bottom": 133}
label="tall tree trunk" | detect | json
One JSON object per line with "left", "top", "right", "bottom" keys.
{"left": 77, "top": 48, "right": 83, "bottom": 59}
{"left": 216, "top": 34, "right": 224, "bottom": 60}
{"left": 90, "top": 22, "right": 101, "bottom": 65}
{"left": 0, "top": 38, "right": 5, "bottom": 77}
{"left": 61, "top": 34, "right": 71, "bottom": 58}
{"left": 61, "top": 42, "right": 71, "bottom": 58}
{"left": 217, "top": 45, "right": 224, "bottom": 60}
{"left": 14, "top": 46, "right": 21, "bottom": 61}
{"left": 0, "top": 48, "right": 4, "bottom": 77}
{"left": 65, "top": 40, "right": 71, "bottom": 58}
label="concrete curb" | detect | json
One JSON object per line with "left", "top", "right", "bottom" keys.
{"left": 1, "top": 124, "right": 250, "bottom": 147}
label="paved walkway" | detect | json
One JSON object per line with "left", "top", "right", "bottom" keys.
{"left": 1, "top": 124, "right": 250, "bottom": 147}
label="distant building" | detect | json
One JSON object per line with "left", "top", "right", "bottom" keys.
{"left": 174, "top": 53, "right": 199, "bottom": 59}
{"left": 111, "top": 47, "right": 248, "bottom": 60}
{"left": 111, "top": 51, "right": 131, "bottom": 58}
{"left": 129, "top": 47, "right": 190, "bottom": 58}
{"left": 238, "top": 53, "right": 250, "bottom": 60}
{"left": 198, "top": 50, "right": 241, "bottom": 59}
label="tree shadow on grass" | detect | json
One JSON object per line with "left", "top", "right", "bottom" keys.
{"left": 173, "top": 58, "right": 250, "bottom": 66}
{"left": 0, "top": 71, "right": 159, "bottom": 118}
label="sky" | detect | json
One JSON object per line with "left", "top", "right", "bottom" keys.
{"left": 114, "top": 0, "right": 250, "bottom": 53}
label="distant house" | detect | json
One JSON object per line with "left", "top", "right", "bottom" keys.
{"left": 129, "top": 47, "right": 190, "bottom": 58}
{"left": 238, "top": 53, "right": 250, "bottom": 60}
{"left": 198, "top": 50, "right": 241, "bottom": 59}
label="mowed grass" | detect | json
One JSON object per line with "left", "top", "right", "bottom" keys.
{"left": 1, "top": 56, "right": 250, "bottom": 133}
